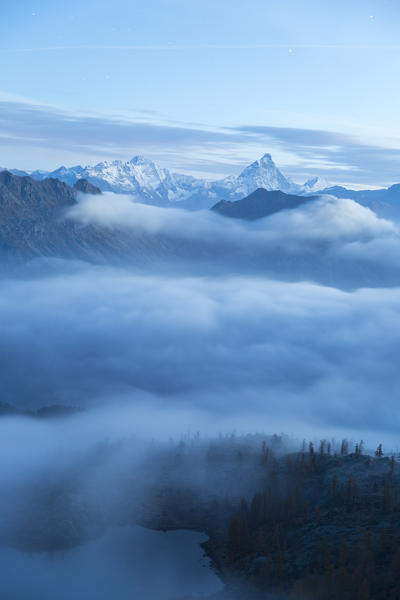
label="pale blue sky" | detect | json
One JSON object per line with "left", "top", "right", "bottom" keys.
{"left": 1, "top": 0, "right": 400, "bottom": 185}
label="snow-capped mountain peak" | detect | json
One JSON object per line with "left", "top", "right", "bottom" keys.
{"left": 231, "top": 153, "right": 298, "bottom": 196}
{"left": 128, "top": 155, "right": 154, "bottom": 166}
{"left": 257, "top": 152, "right": 273, "bottom": 164}
{"left": 300, "top": 176, "right": 330, "bottom": 194}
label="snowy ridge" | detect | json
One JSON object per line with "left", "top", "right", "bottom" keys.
{"left": 300, "top": 176, "right": 331, "bottom": 194}
{"left": 3, "top": 154, "right": 331, "bottom": 209}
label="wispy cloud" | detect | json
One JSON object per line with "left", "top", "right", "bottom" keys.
{"left": 232, "top": 124, "right": 400, "bottom": 184}
{"left": 1, "top": 99, "right": 400, "bottom": 185}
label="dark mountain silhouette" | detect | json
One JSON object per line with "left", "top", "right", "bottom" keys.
{"left": 211, "top": 187, "right": 316, "bottom": 220}
{"left": 73, "top": 178, "right": 102, "bottom": 195}
{"left": 0, "top": 171, "right": 159, "bottom": 264}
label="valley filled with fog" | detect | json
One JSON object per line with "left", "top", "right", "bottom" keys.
{"left": 3, "top": 190, "right": 400, "bottom": 598}
{"left": 4, "top": 191, "right": 400, "bottom": 441}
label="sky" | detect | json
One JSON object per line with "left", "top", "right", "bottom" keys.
{"left": 1, "top": 0, "right": 400, "bottom": 185}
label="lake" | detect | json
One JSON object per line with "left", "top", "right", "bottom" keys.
{"left": 0, "top": 525, "right": 224, "bottom": 599}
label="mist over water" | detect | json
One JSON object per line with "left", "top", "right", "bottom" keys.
{"left": 0, "top": 527, "right": 222, "bottom": 600}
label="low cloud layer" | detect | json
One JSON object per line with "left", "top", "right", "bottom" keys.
{"left": 71, "top": 191, "right": 396, "bottom": 243}
{"left": 68, "top": 192, "right": 400, "bottom": 288}
{"left": 3, "top": 194, "right": 400, "bottom": 441}
{"left": 2, "top": 231, "right": 400, "bottom": 444}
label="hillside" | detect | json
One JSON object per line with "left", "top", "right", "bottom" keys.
{"left": 135, "top": 438, "right": 400, "bottom": 600}
{"left": 0, "top": 171, "right": 168, "bottom": 264}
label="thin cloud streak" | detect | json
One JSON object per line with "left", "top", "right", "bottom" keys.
{"left": 3, "top": 44, "right": 400, "bottom": 53}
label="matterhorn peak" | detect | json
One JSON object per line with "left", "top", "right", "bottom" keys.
{"left": 245, "top": 153, "right": 276, "bottom": 171}
{"left": 129, "top": 155, "right": 153, "bottom": 166}
{"left": 258, "top": 153, "right": 274, "bottom": 164}
{"left": 234, "top": 153, "right": 295, "bottom": 195}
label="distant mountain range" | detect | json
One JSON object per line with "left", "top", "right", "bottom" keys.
{"left": 311, "top": 183, "right": 400, "bottom": 220}
{"left": 0, "top": 154, "right": 331, "bottom": 209}
{"left": 4, "top": 153, "right": 400, "bottom": 216}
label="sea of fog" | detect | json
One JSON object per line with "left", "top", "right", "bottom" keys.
{"left": 2, "top": 192, "right": 400, "bottom": 597}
